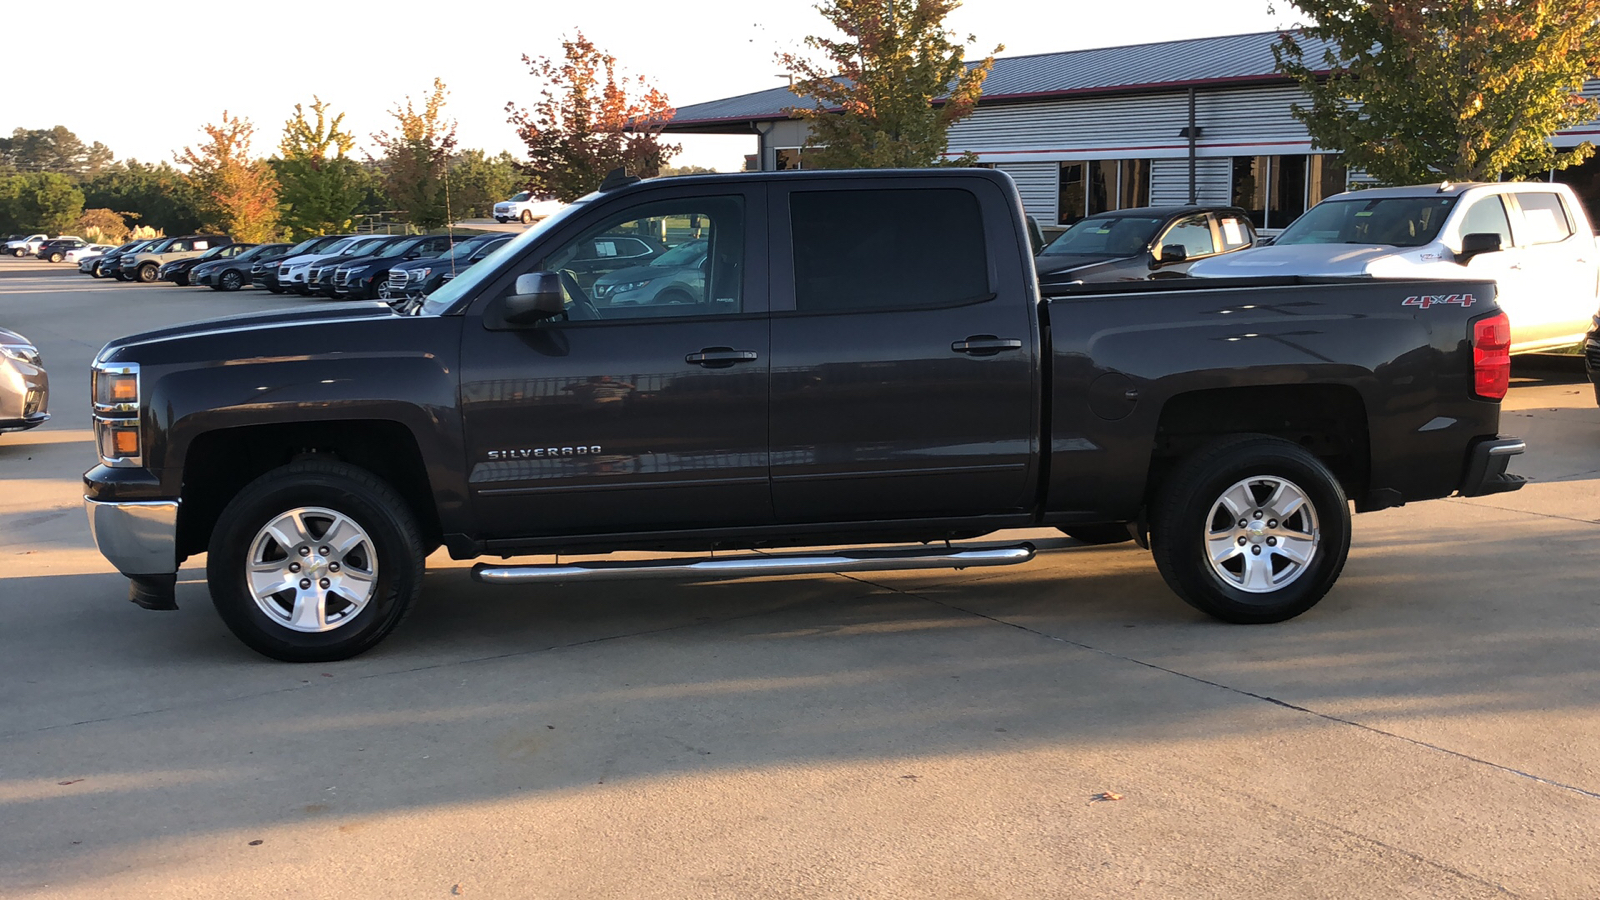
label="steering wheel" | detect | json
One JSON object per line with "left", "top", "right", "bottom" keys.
{"left": 557, "top": 269, "right": 601, "bottom": 321}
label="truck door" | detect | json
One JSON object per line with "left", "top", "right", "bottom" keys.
{"left": 767, "top": 176, "right": 1041, "bottom": 523}
{"left": 459, "top": 186, "right": 771, "bottom": 539}
{"left": 1505, "top": 190, "right": 1597, "bottom": 346}
{"left": 1455, "top": 194, "right": 1533, "bottom": 342}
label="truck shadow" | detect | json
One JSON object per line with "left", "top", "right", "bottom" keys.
{"left": 3, "top": 510, "right": 1598, "bottom": 888}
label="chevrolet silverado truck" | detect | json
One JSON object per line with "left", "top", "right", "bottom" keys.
{"left": 84, "top": 169, "right": 1527, "bottom": 662}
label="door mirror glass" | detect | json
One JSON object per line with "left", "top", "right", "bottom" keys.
{"left": 1460, "top": 232, "right": 1502, "bottom": 262}
{"left": 1158, "top": 244, "right": 1188, "bottom": 264}
{"left": 500, "top": 272, "right": 565, "bottom": 325}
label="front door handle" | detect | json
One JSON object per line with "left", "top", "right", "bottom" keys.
{"left": 951, "top": 336, "right": 1024, "bottom": 356}
{"left": 686, "top": 347, "right": 759, "bottom": 368}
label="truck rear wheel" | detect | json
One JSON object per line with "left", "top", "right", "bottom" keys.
{"left": 1151, "top": 435, "right": 1349, "bottom": 624}
{"left": 206, "top": 460, "right": 425, "bottom": 662}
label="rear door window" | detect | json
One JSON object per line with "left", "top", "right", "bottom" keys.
{"left": 1513, "top": 192, "right": 1575, "bottom": 244}
{"left": 788, "top": 188, "right": 989, "bottom": 312}
{"left": 1459, "top": 195, "right": 1514, "bottom": 247}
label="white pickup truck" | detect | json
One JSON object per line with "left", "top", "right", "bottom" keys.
{"left": 4, "top": 234, "right": 48, "bottom": 258}
{"left": 1189, "top": 181, "right": 1599, "bottom": 353}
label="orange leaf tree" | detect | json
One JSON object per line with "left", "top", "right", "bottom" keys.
{"left": 780, "top": 0, "right": 1000, "bottom": 168}
{"left": 1276, "top": 0, "right": 1600, "bottom": 183}
{"left": 371, "top": 78, "right": 459, "bottom": 230}
{"left": 176, "top": 112, "right": 281, "bottom": 242}
{"left": 505, "top": 31, "right": 680, "bottom": 202}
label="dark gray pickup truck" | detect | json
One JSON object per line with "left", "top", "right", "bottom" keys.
{"left": 84, "top": 168, "right": 1525, "bottom": 662}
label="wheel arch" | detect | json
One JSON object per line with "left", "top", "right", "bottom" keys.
{"left": 176, "top": 419, "right": 442, "bottom": 560}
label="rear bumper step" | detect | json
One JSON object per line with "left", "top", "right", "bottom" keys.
{"left": 472, "top": 543, "right": 1036, "bottom": 585}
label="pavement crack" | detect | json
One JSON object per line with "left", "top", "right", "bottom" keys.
{"left": 846, "top": 574, "right": 1600, "bottom": 805}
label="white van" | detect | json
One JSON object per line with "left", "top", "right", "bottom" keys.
{"left": 1189, "top": 181, "right": 1599, "bottom": 353}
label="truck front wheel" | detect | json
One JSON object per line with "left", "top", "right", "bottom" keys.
{"left": 206, "top": 460, "right": 425, "bottom": 662}
{"left": 1151, "top": 435, "right": 1350, "bottom": 624}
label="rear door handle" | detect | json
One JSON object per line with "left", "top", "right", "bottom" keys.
{"left": 952, "top": 336, "right": 1023, "bottom": 356}
{"left": 686, "top": 347, "right": 759, "bottom": 368}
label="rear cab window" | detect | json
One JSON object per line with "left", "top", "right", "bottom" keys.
{"left": 1512, "top": 192, "right": 1575, "bottom": 245}
{"left": 787, "top": 188, "right": 990, "bottom": 312}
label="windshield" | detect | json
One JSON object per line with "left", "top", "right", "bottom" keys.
{"left": 419, "top": 198, "right": 592, "bottom": 316}
{"left": 232, "top": 244, "right": 273, "bottom": 261}
{"left": 1040, "top": 216, "right": 1165, "bottom": 257}
{"left": 438, "top": 237, "right": 492, "bottom": 263}
{"left": 510, "top": 192, "right": 531, "bottom": 202}
{"left": 1275, "top": 195, "right": 1458, "bottom": 247}
{"left": 374, "top": 239, "right": 416, "bottom": 259}
{"left": 652, "top": 240, "right": 708, "bottom": 267}
{"left": 284, "top": 237, "right": 328, "bottom": 255}
{"left": 196, "top": 245, "right": 228, "bottom": 260}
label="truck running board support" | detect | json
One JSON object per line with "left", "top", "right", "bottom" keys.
{"left": 471, "top": 543, "right": 1036, "bottom": 585}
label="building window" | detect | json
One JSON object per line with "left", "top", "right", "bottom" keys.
{"left": 1234, "top": 154, "right": 1346, "bottom": 229}
{"left": 775, "top": 148, "right": 817, "bottom": 170}
{"left": 1059, "top": 159, "right": 1151, "bottom": 224}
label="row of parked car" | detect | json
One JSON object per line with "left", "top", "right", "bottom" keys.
{"left": 33, "top": 230, "right": 514, "bottom": 306}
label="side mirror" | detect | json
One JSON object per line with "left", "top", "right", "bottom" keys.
{"left": 499, "top": 272, "right": 565, "bottom": 325}
{"left": 1460, "top": 232, "right": 1502, "bottom": 262}
{"left": 1157, "top": 244, "right": 1188, "bottom": 265}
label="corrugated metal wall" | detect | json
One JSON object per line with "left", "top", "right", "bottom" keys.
{"left": 949, "top": 84, "right": 1317, "bottom": 162}
{"left": 995, "top": 162, "right": 1059, "bottom": 223}
{"left": 1150, "top": 158, "right": 1233, "bottom": 206}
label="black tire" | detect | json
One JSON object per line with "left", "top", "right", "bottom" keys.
{"left": 206, "top": 459, "right": 425, "bottom": 662}
{"left": 1150, "top": 435, "right": 1350, "bottom": 624}
{"left": 174, "top": 273, "right": 190, "bottom": 286}
{"left": 91, "top": 262, "right": 105, "bottom": 278}
{"left": 220, "top": 270, "right": 244, "bottom": 292}
{"left": 137, "top": 262, "right": 158, "bottom": 283}
{"left": 520, "top": 209, "right": 533, "bottom": 224}
{"left": 654, "top": 289, "right": 694, "bottom": 306}
{"left": 112, "top": 270, "right": 127, "bottom": 281}
{"left": 267, "top": 284, "right": 285, "bottom": 294}
{"left": 1059, "top": 524, "right": 1135, "bottom": 545}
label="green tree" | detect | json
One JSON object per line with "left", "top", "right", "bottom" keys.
{"left": 82, "top": 161, "right": 203, "bottom": 235}
{"left": 0, "top": 172, "right": 85, "bottom": 232}
{"left": 780, "top": 0, "right": 999, "bottom": 168}
{"left": 276, "top": 97, "right": 367, "bottom": 238}
{"left": 371, "top": 78, "right": 459, "bottom": 229}
{"left": 506, "top": 32, "right": 680, "bottom": 201}
{"left": 176, "top": 112, "right": 282, "bottom": 242}
{"left": 1275, "top": 0, "right": 1600, "bottom": 184}
{"left": 0, "top": 126, "right": 115, "bottom": 177}
{"left": 450, "top": 149, "right": 520, "bottom": 218}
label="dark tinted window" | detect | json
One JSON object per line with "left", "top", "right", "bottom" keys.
{"left": 789, "top": 188, "right": 988, "bottom": 313}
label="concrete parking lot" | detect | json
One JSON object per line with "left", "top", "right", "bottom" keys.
{"left": 2, "top": 255, "right": 1598, "bottom": 899}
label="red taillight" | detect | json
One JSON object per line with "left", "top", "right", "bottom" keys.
{"left": 1473, "top": 312, "right": 1511, "bottom": 400}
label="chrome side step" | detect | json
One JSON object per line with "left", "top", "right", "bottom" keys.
{"left": 471, "top": 543, "right": 1036, "bottom": 585}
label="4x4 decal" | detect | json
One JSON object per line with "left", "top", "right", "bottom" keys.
{"left": 1403, "top": 293, "right": 1477, "bottom": 310}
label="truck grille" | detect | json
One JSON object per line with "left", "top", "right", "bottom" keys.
{"left": 309, "top": 266, "right": 327, "bottom": 284}
{"left": 388, "top": 270, "right": 410, "bottom": 290}
{"left": 335, "top": 268, "right": 354, "bottom": 286}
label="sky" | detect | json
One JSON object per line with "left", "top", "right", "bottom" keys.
{"left": 3, "top": 0, "right": 1295, "bottom": 174}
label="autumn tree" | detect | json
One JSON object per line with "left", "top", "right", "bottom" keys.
{"left": 1275, "top": 0, "right": 1600, "bottom": 184}
{"left": 371, "top": 78, "right": 459, "bottom": 229}
{"left": 176, "top": 112, "right": 281, "bottom": 242}
{"left": 75, "top": 208, "right": 130, "bottom": 244}
{"left": 506, "top": 32, "right": 680, "bottom": 201}
{"left": 276, "top": 97, "right": 366, "bottom": 238}
{"left": 780, "top": 0, "right": 999, "bottom": 168}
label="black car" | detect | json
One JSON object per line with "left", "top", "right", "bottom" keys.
{"left": 383, "top": 234, "right": 512, "bottom": 303}
{"left": 252, "top": 235, "right": 351, "bottom": 292}
{"left": 305, "top": 236, "right": 408, "bottom": 297}
{"left": 87, "top": 239, "right": 156, "bottom": 278}
{"left": 194, "top": 243, "right": 293, "bottom": 292}
{"left": 36, "top": 238, "right": 89, "bottom": 262}
{"left": 159, "top": 244, "right": 254, "bottom": 286}
{"left": 1034, "top": 206, "right": 1257, "bottom": 283}
{"left": 324, "top": 234, "right": 461, "bottom": 300}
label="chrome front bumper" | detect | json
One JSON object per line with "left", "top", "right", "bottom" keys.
{"left": 85, "top": 497, "right": 179, "bottom": 575}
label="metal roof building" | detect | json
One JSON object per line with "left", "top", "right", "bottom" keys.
{"left": 666, "top": 31, "right": 1600, "bottom": 229}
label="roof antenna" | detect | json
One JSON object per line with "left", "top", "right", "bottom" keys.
{"left": 599, "top": 167, "right": 641, "bottom": 192}
{"left": 1437, "top": 180, "right": 1453, "bottom": 193}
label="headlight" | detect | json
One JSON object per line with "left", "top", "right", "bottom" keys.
{"left": 416, "top": 267, "right": 431, "bottom": 279}
{"left": 91, "top": 362, "right": 141, "bottom": 467}
{"left": 600, "top": 280, "right": 652, "bottom": 297}
{"left": 0, "top": 344, "right": 41, "bottom": 367}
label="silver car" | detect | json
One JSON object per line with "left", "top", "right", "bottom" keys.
{"left": 0, "top": 328, "right": 48, "bottom": 432}
{"left": 590, "top": 239, "right": 709, "bottom": 308}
